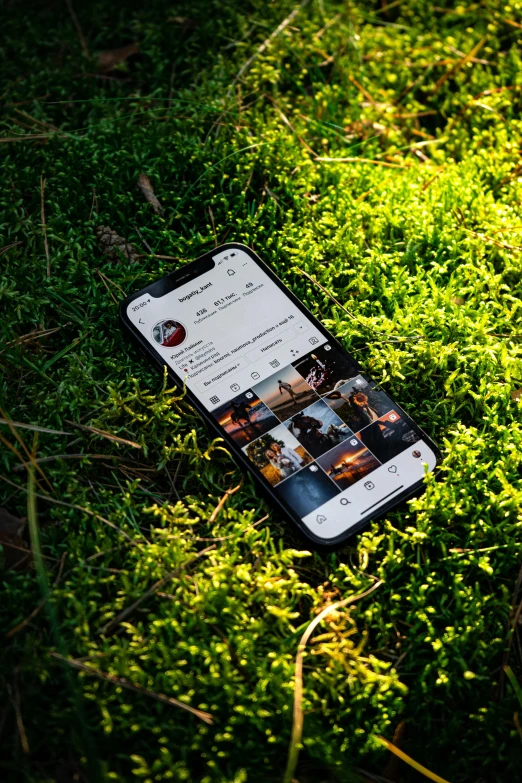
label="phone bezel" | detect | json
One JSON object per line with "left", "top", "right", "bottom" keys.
{"left": 119, "top": 242, "right": 442, "bottom": 547}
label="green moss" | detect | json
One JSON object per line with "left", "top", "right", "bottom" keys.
{"left": 1, "top": 1, "right": 521, "bottom": 781}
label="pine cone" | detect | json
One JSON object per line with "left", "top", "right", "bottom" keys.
{"left": 95, "top": 225, "right": 139, "bottom": 264}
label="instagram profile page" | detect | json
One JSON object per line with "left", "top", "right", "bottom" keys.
{"left": 127, "top": 247, "right": 437, "bottom": 539}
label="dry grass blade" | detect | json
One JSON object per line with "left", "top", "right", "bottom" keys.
{"left": 0, "top": 241, "right": 22, "bottom": 256}
{"left": 12, "top": 453, "right": 125, "bottom": 471}
{"left": 50, "top": 652, "right": 213, "bottom": 724}
{"left": 375, "top": 736, "right": 451, "bottom": 783}
{"left": 65, "top": 419, "right": 141, "bottom": 449}
{"left": 348, "top": 74, "right": 376, "bottom": 106}
{"left": 40, "top": 175, "right": 50, "bottom": 278}
{"left": 13, "top": 109, "right": 65, "bottom": 136}
{"left": 95, "top": 268, "right": 126, "bottom": 297}
{"left": 504, "top": 665, "right": 522, "bottom": 709}
{"left": 433, "top": 36, "right": 488, "bottom": 93}
{"left": 208, "top": 206, "right": 217, "bottom": 246}
{"left": 0, "top": 134, "right": 50, "bottom": 143}
{"left": 228, "top": 0, "right": 312, "bottom": 95}
{"left": 101, "top": 545, "right": 216, "bottom": 635}
{"left": 296, "top": 268, "right": 422, "bottom": 343}
{"left": 195, "top": 514, "right": 268, "bottom": 542}
{"left": 283, "top": 580, "right": 382, "bottom": 783}
{"left": 6, "top": 552, "right": 66, "bottom": 638}
{"left": 0, "top": 418, "right": 72, "bottom": 436}
{"left": 7, "top": 682, "right": 29, "bottom": 754}
{"left": 463, "top": 227, "right": 522, "bottom": 252}
{"left": 4, "top": 324, "right": 69, "bottom": 349}
{"left": 315, "top": 156, "right": 408, "bottom": 168}
{"left": 65, "top": 0, "right": 90, "bottom": 59}
{"left": 0, "top": 473, "right": 140, "bottom": 547}
{"left": 0, "top": 406, "right": 53, "bottom": 492}
{"left": 137, "top": 173, "right": 164, "bottom": 215}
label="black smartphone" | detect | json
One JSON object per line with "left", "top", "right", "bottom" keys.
{"left": 120, "top": 243, "right": 440, "bottom": 546}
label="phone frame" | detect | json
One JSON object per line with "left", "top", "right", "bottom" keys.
{"left": 119, "top": 242, "right": 441, "bottom": 547}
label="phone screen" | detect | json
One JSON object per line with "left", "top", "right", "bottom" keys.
{"left": 125, "top": 246, "right": 437, "bottom": 541}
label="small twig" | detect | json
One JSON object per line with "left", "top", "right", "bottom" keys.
{"left": 0, "top": 431, "right": 50, "bottom": 495}
{"left": 208, "top": 482, "right": 242, "bottom": 525}
{"left": 0, "top": 134, "right": 50, "bottom": 143}
{"left": 65, "top": 420, "right": 141, "bottom": 449}
{"left": 101, "top": 545, "right": 216, "bottom": 635}
{"left": 7, "top": 681, "right": 29, "bottom": 754}
{"left": 40, "top": 175, "right": 50, "bottom": 278}
{"left": 265, "top": 94, "right": 318, "bottom": 156}
{"left": 208, "top": 206, "right": 218, "bottom": 247}
{"left": 348, "top": 74, "right": 376, "bottom": 106}
{"left": 12, "top": 109, "right": 66, "bottom": 137}
{"left": 0, "top": 418, "right": 72, "bottom": 436}
{"left": 283, "top": 580, "right": 383, "bottom": 783}
{"left": 141, "top": 253, "right": 181, "bottom": 260}
{"left": 88, "top": 187, "right": 98, "bottom": 220}
{"left": 0, "top": 405, "right": 53, "bottom": 492}
{"left": 463, "top": 227, "right": 522, "bottom": 252}
{"left": 375, "top": 736, "right": 451, "bottom": 783}
{"left": 195, "top": 514, "right": 268, "bottom": 542}
{"left": 314, "top": 12, "right": 343, "bottom": 39}
{"left": 51, "top": 652, "right": 213, "bottom": 724}
{"left": 0, "top": 241, "right": 22, "bottom": 257}
{"left": 433, "top": 36, "right": 488, "bottom": 94}
{"left": 296, "top": 268, "right": 422, "bottom": 343}
{"left": 65, "top": 0, "right": 90, "bottom": 59}
{"left": 96, "top": 268, "right": 118, "bottom": 304}
{"left": 134, "top": 226, "right": 155, "bottom": 256}
{"left": 315, "top": 156, "right": 408, "bottom": 168}
{"left": 4, "top": 324, "right": 69, "bottom": 350}
{"left": 228, "top": 0, "right": 312, "bottom": 96}
{"left": 13, "top": 453, "right": 124, "bottom": 472}
{"left": 95, "top": 268, "right": 126, "bottom": 298}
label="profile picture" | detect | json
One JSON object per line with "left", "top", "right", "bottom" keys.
{"left": 152, "top": 319, "right": 187, "bottom": 348}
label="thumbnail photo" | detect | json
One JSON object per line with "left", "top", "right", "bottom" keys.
{"left": 275, "top": 463, "right": 340, "bottom": 518}
{"left": 356, "top": 410, "right": 420, "bottom": 463}
{"left": 152, "top": 319, "right": 187, "bottom": 347}
{"left": 243, "top": 424, "right": 312, "bottom": 486}
{"left": 293, "top": 343, "right": 358, "bottom": 395}
{"left": 284, "top": 398, "right": 352, "bottom": 459}
{"left": 252, "top": 365, "right": 319, "bottom": 421}
{"left": 317, "top": 437, "right": 380, "bottom": 491}
{"left": 324, "top": 376, "right": 393, "bottom": 431}
{"left": 212, "top": 390, "right": 279, "bottom": 447}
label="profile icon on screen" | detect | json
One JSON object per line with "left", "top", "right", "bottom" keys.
{"left": 152, "top": 319, "right": 187, "bottom": 347}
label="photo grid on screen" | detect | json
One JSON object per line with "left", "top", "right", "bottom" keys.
{"left": 211, "top": 344, "right": 420, "bottom": 517}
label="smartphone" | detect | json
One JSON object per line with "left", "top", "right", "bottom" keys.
{"left": 120, "top": 243, "right": 440, "bottom": 546}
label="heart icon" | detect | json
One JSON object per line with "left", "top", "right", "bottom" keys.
{"left": 388, "top": 465, "right": 397, "bottom": 473}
